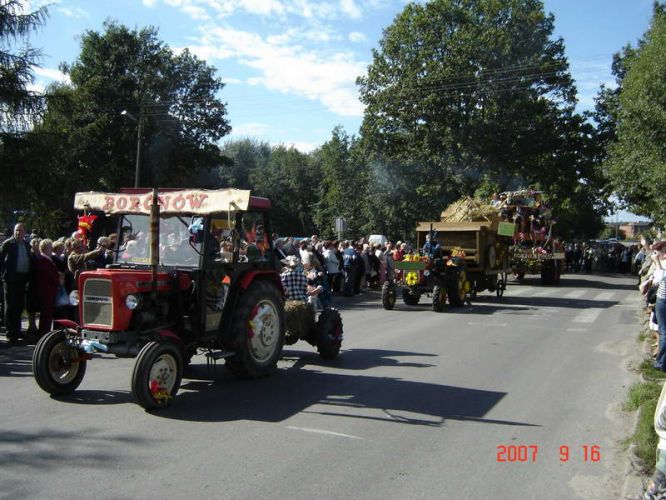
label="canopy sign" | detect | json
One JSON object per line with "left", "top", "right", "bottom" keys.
{"left": 74, "top": 189, "right": 251, "bottom": 215}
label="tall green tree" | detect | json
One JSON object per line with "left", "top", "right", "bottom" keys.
{"left": 604, "top": 3, "right": 666, "bottom": 225}
{"left": 0, "top": 0, "right": 49, "bottom": 133}
{"left": 57, "top": 21, "right": 231, "bottom": 188}
{"left": 357, "top": 0, "right": 602, "bottom": 238}
{"left": 2, "top": 22, "right": 232, "bottom": 231}
{"left": 312, "top": 126, "right": 369, "bottom": 239}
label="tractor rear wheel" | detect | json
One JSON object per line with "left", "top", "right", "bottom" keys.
{"left": 382, "top": 281, "right": 396, "bottom": 310}
{"left": 225, "top": 280, "right": 285, "bottom": 379}
{"left": 33, "top": 329, "right": 87, "bottom": 396}
{"left": 432, "top": 285, "right": 446, "bottom": 312}
{"left": 314, "top": 308, "right": 343, "bottom": 359}
{"left": 131, "top": 341, "right": 182, "bottom": 410}
{"left": 447, "top": 269, "right": 468, "bottom": 307}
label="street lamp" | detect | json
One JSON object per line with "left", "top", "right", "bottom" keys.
{"left": 121, "top": 109, "right": 144, "bottom": 187}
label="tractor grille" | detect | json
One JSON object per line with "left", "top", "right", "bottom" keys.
{"left": 82, "top": 279, "right": 113, "bottom": 327}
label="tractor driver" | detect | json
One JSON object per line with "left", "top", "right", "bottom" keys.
{"left": 280, "top": 255, "right": 308, "bottom": 302}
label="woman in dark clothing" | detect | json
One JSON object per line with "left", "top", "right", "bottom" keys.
{"left": 35, "top": 239, "right": 60, "bottom": 336}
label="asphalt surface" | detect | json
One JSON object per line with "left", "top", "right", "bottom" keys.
{"left": 0, "top": 273, "right": 641, "bottom": 500}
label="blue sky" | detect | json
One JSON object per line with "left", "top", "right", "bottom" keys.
{"left": 21, "top": 0, "right": 655, "bottom": 220}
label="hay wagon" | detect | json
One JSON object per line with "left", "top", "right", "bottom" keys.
{"left": 415, "top": 219, "right": 511, "bottom": 298}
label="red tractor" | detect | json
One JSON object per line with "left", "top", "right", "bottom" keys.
{"left": 32, "top": 188, "right": 342, "bottom": 410}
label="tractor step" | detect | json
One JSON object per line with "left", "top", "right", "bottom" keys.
{"left": 205, "top": 351, "right": 235, "bottom": 361}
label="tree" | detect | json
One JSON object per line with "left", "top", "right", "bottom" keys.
{"left": 311, "top": 127, "right": 369, "bottom": 239}
{"left": 0, "top": 0, "right": 49, "bottom": 133}
{"left": 1, "top": 22, "right": 231, "bottom": 231}
{"left": 604, "top": 3, "right": 666, "bottom": 226}
{"left": 357, "top": 0, "right": 603, "bottom": 238}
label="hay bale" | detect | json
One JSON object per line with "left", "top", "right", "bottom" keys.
{"left": 284, "top": 300, "right": 315, "bottom": 344}
{"left": 440, "top": 197, "right": 499, "bottom": 223}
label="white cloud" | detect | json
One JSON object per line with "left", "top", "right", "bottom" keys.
{"left": 569, "top": 58, "right": 614, "bottom": 111}
{"left": 56, "top": 6, "right": 89, "bottom": 19}
{"left": 182, "top": 5, "right": 211, "bottom": 20}
{"left": 189, "top": 26, "right": 366, "bottom": 117}
{"left": 348, "top": 31, "right": 367, "bottom": 43}
{"left": 222, "top": 77, "right": 242, "bottom": 84}
{"left": 143, "top": 0, "right": 360, "bottom": 22}
{"left": 231, "top": 122, "right": 269, "bottom": 136}
{"left": 284, "top": 140, "right": 319, "bottom": 153}
{"left": 340, "top": 0, "right": 362, "bottom": 19}
{"left": 34, "top": 67, "right": 71, "bottom": 85}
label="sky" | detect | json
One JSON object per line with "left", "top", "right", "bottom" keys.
{"left": 19, "top": 0, "right": 656, "bottom": 220}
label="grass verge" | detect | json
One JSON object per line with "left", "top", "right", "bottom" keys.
{"left": 625, "top": 381, "right": 661, "bottom": 471}
{"left": 640, "top": 359, "right": 666, "bottom": 381}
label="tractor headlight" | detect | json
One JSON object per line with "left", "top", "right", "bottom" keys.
{"left": 69, "top": 290, "right": 79, "bottom": 306}
{"left": 125, "top": 294, "right": 139, "bottom": 310}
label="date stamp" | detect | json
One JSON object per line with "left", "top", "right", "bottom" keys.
{"left": 496, "top": 444, "right": 601, "bottom": 463}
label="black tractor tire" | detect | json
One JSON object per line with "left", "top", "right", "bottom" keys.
{"left": 131, "top": 341, "right": 183, "bottom": 410}
{"left": 382, "top": 282, "right": 397, "bottom": 310}
{"left": 314, "top": 308, "right": 343, "bottom": 359}
{"left": 447, "top": 269, "right": 467, "bottom": 307}
{"left": 496, "top": 277, "right": 505, "bottom": 298}
{"left": 225, "top": 279, "right": 285, "bottom": 379}
{"left": 541, "top": 263, "right": 558, "bottom": 285}
{"left": 402, "top": 287, "right": 420, "bottom": 306}
{"left": 432, "top": 285, "right": 446, "bottom": 312}
{"left": 33, "top": 329, "right": 87, "bottom": 396}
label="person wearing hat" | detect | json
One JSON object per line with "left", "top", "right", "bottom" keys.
{"left": 280, "top": 255, "right": 308, "bottom": 302}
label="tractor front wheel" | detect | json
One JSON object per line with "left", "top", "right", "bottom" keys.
{"left": 314, "top": 308, "right": 343, "bottom": 359}
{"left": 33, "top": 329, "right": 87, "bottom": 396}
{"left": 225, "top": 280, "right": 285, "bottom": 378}
{"left": 382, "top": 281, "right": 396, "bottom": 310}
{"left": 402, "top": 288, "right": 420, "bottom": 306}
{"left": 131, "top": 341, "right": 183, "bottom": 410}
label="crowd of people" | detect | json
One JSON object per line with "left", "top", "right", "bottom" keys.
{"left": 564, "top": 240, "right": 644, "bottom": 274}
{"left": 274, "top": 235, "right": 409, "bottom": 301}
{"left": 635, "top": 236, "right": 666, "bottom": 500}
{"left": 0, "top": 223, "right": 114, "bottom": 343}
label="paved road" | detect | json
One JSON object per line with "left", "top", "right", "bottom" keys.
{"left": 0, "top": 273, "right": 641, "bottom": 499}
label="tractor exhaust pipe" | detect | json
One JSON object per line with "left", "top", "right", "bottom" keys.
{"left": 150, "top": 188, "right": 160, "bottom": 292}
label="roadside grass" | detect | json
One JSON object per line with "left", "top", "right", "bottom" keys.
{"left": 640, "top": 359, "right": 666, "bottom": 381}
{"left": 625, "top": 381, "right": 661, "bottom": 471}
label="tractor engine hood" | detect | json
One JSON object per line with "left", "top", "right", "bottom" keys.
{"left": 77, "top": 269, "right": 192, "bottom": 331}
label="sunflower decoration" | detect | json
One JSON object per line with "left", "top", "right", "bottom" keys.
{"left": 405, "top": 272, "right": 420, "bottom": 286}
{"left": 448, "top": 246, "right": 466, "bottom": 266}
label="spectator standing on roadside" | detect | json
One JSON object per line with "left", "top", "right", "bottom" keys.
{"left": 572, "top": 243, "right": 582, "bottom": 272}
{"left": 35, "top": 239, "right": 60, "bottom": 336}
{"left": 0, "top": 231, "right": 5, "bottom": 328}
{"left": 323, "top": 241, "right": 340, "bottom": 292}
{"left": 26, "top": 236, "right": 41, "bottom": 334}
{"left": 0, "top": 223, "right": 31, "bottom": 342}
{"left": 649, "top": 242, "right": 666, "bottom": 371}
{"left": 644, "top": 381, "right": 666, "bottom": 499}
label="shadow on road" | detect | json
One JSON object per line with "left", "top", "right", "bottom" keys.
{"left": 468, "top": 296, "right": 618, "bottom": 315}
{"left": 53, "top": 389, "right": 132, "bottom": 405}
{"left": 282, "top": 348, "right": 438, "bottom": 371}
{"left": 144, "top": 364, "right": 539, "bottom": 428}
{"left": 0, "top": 343, "right": 35, "bottom": 378}
{"left": 0, "top": 427, "right": 152, "bottom": 478}
{"left": 509, "top": 274, "right": 637, "bottom": 291}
